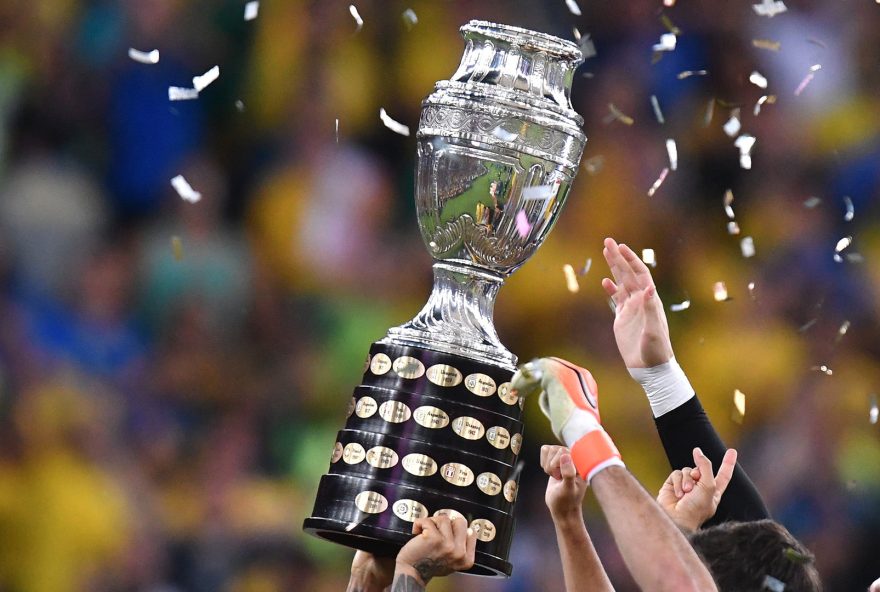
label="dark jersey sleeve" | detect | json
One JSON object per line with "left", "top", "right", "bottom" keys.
{"left": 654, "top": 396, "right": 770, "bottom": 525}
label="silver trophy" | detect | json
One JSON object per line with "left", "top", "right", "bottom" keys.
{"left": 304, "top": 21, "right": 586, "bottom": 577}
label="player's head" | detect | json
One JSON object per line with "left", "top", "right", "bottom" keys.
{"left": 688, "top": 519, "right": 821, "bottom": 592}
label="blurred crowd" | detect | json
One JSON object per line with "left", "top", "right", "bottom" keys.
{"left": 0, "top": 0, "right": 878, "bottom": 590}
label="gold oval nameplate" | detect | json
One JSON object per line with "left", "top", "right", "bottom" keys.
{"left": 402, "top": 453, "right": 438, "bottom": 477}
{"left": 486, "top": 426, "right": 511, "bottom": 450}
{"left": 426, "top": 364, "right": 463, "bottom": 387}
{"left": 370, "top": 353, "right": 392, "bottom": 375}
{"left": 413, "top": 406, "right": 450, "bottom": 429}
{"left": 393, "top": 499, "right": 428, "bottom": 522}
{"left": 355, "top": 396, "right": 378, "bottom": 418}
{"left": 470, "top": 518, "right": 497, "bottom": 542}
{"left": 392, "top": 356, "right": 425, "bottom": 379}
{"left": 330, "top": 442, "right": 343, "bottom": 464}
{"left": 465, "top": 373, "right": 497, "bottom": 397}
{"left": 498, "top": 381, "right": 517, "bottom": 405}
{"left": 476, "top": 472, "right": 502, "bottom": 496}
{"left": 451, "top": 416, "right": 485, "bottom": 441}
{"left": 441, "top": 462, "right": 475, "bottom": 487}
{"left": 503, "top": 480, "right": 518, "bottom": 503}
{"left": 346, "top": 396, "right": 356, "bottom": 418}
{"left": 379, "top": 400, "right": 412, "bottom": 423}
{"left": 343, "top": 442, "right": 366, "bottom": 464}
{"left": 433, "top": 508, "right": 465, "bottom": 521}
{"left": 510, "top": 433, "right": 523, "bottom": 455}
{"left": 355, "top": 490, "right": 388, "bottom": 514}
{"left": 366, "top": 446, "right": 399, "bottom": 469}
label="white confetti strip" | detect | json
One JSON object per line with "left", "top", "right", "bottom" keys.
{"left": 664, "top": 0, "right": 677, "bottom": 5}
{"left": 578, "top": 33, "right": 597, "bottom": 59}
{"left": 244, "top": 1, "right": 259, "bottom": 21}
{"left": 713, "top": 281, "right": 729, "bottom": 302}
{"left": 870, "top": 394, "right": 878, "bottom": 425}
{"left": 492, "top": 126, "right": 518, "bottom": 142}
{"left": 563, "top": 264, "right": 580, "bottom": 293}
{"left": 724, "top": 189, "right": 735, "bottom": 218}
{"left": 749, "top": 70, "right": 769, "bottom": 89}
{"left": 735, "top": 134, "right": 756, "bottom": 169}
{"left": 522, "top": 183, "right": 559, "bottom": 201}
{"left": 128, "top": 48, "right": 159, "bottom": 64}
{"left": 761, "top": 574, "right": 785, "bottom": 592}
{"left": 653, "top": 33, "right": 677, "bottom": 52}
{"left": 752, "top": 0, "right": 787, "bottom": 17}
{"left": 835, "top": 236, "right": 853, "bottom": 253}
{"left": 748, "top": 281, "right": 756, "bottom": 300}
{"left": 723, "top": 112, "right": 741, "bottom": 137}
{"left": 752, "top": 39, "right": 781, "bottom": 51}
{"left": 666, "top": 139, "right": 678, "bottom": 171}
{"left": 606, "top": 103, "right": 634, "bottom": 125}
{"left": 677, "top": 70, "right": 708, "bottom": 79}
{"left": 170, "top": 174, "right": 201, "bottom": 203}
{"left": 647, "top": 167, "right": 670, "bottom": 197}
{"left": 335, "top": 118, "right": 339, "bottom": 143}
{"left": 349, "top": 5, "right": 364, "bottom": 32}
{"left": 728, "top": 221, "right": 741, "bottom": 235}
{"left": 579, "top": 258, "right": 592, "bottom": 275}
{"left": 837, "top": 320, "right": 851, "bottom": 342}
{"left": 753, "top": 94, "right": 775, "bottom": 116}
{"left": 741, "top": 236, "right": 756, "bottom": 258}
{"left": 642, "top": 248, "right": 657, "bottom": 268}
{"left": 168, "top": 86, "right": 199, "bottom": 101}
{"left": 583, "top": 155, "right": 604, "bottom": 175}
{"left": 193, "top": 65, "right": 219, "bottom": 92}
{"left": 379, "top": 108, "right": 410, "bottom": 136}
{"left": 803, "top": 196, "right": 822, "bottom": 208}
{"left": 651, "top": 95, "right": 665, "bottom": 124}
{"left": 402, "top": 8, "right": 418, "bottom": 28}
{"left": 843, "top": 196, "right": 854, "bottom": 221}
{"left": 515, "top": 210, "right": 531, "bottom": 238}
{"left": 733, "top": 389, "right": 746, "bottom": 424}
{"left": 670, "top": 299, "right": 691, "bottom": 312}
{"left": 812, "top": 364, "right": 833, "bottom": 376}
{"left": 235, "top": 99, "right": 245, "bottom": 111}
{"left": 565, "top": 0, "right": 582, "bottom": 16}
{"left": 794, "top": 64, "right": 821, "bottom": 96}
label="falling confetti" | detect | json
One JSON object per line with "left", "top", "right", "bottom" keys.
{"left": 836, "top": 320, "right": 851, "bottom": 343}
{"left": 168, "top": 86, "right": 199, "bottom": 101}
{"left": 752, "top": 39, "right": 781, "bottom": 51}
{"left": 753, "top": 94, "right": 776, "bottom": 116}
{"left": 235, "top": 100, "right": 245, "bottom": 111}
{"left": 170, "top": 174, "right": 201, "bottom": 203}
{"left": 379, "top": 108, "right": 410, "bottom": 136}
{"left": 753, "top": 0, "right": 787, "bottom": 17}
{"left": 749, "top": 71, "right": 769, "bottom": 89}
{"left": 741, "top": 236, "right": 756, "bottom": 258}
{"left": 349, "top": 5, "right": 364, "bottom": 32}
{"left": 870, "top": 394, "right": 878, "bottom": 425}
{"left": 670, "top": 299, "right": 691, "bottom": 312}
{"left": 128, "top": 48, "right": 159, "bottom": 64}
{"left": 653, "top": 33, "right": 677, "bottom": 52}
{"left": 664, "top": 0, "right": 676, "bottom": 5}
{"left": 171, "top": 236, "right": 183, "bottom": 261}
{"left": 723, "top": 110, "right": 742, "bottom": 137}
{"left": 660, "top": 14, "right": 682, "bottom": 35}
{"left": 244, "top": 1, "right": 259, "bottom": 21}
{"left": 761, "top": 575, "right": 786, "bottom": 592}
{"left": 647, "top": 167, "right": 670, "bottom": 197}
{"left": 642, "top": 248, "right": 657, "bottom": 268}
{"left": 728, "top": 221, "right": 741, "bottom": 235}
{"left": 803, "top": 196, "right": 822, "bottom": 208}
{"left": 335, "top": 118, "right": 339, "bottom": 142}
{"left": 666, "top": 139, "right": 678, "bottom": 171}
{"left": 651, "top": 95, "right": 665, "bottom": 124}
{"left": 732, "top": 389, "right": 746, "bottom": 424}
{"left": 703, "top": 97, "right": 716, "bottom": 127}
{"left": 799, "top": 318, "right": 818, "bottom": 333}
{"left": 713, "top": 281, "right": 729, "bottom": 302}
{"left": 835, "top": 236, "right": 853, "bottom": 253}
{"left": 812, "top": 364, "right": 833, "bottom": 376}
{"left": 492, "top": 126, "right": 519, "bottom": 142}
{"left": 577, "top": 33, "right": 597, "bottom": 59}
{"left": 515, "top": 210, "right": 531, "bottom": 239}
{"left": 794, "top": 64, "right": 821, "bottom": 96}
{"left": 193, "top": 65, "right": 220, "bottom": 92}
{"left": 735, "top": 134, "right": 757, "bottom": 169}
{"left": 606, "top": 103, "right": 634, "bottom": 125}
{"left": 579, "top": 258, "right": 592, "bottom": 275}
{"left": 677, "top": 69, "right": 708, "bottom": 79}
{"left": 563, "top": 264, "right": 580, "bottom": 293}
{"left": 724, "top": 189, "right": 735, "bottom": 218}
{"left": 843, "top": 196, "right": 854, "bottom": 221}
{"left": 565, "top": 0, "right": 582, "bottom": 16}
{"left": 748, "top": 281, "right": 757, "bottom": 300}
{"left": 522, "top": 184, "right": 558, "bottom": 201}
{"left": 583, "top": 155, "right": 605, "bottom": 175}
{"left": 402, "top": 8, "right": 418, "bottom": 29}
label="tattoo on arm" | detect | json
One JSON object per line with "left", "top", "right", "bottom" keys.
{"left": 412, "top": 558, "right": 447, "bottom": 583}
{"left": 391, "top": 574, "right": 425, "bottom": 592}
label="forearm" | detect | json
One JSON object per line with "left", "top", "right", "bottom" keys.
{"left": 389, "top": 563, "right": 427, "bottom": 591}
{"left": 552, "top": 510, "right": 614, "bottom": 592}
{"left": 591, "top": 466, "right": 717, "bottom": 592}
{"left": 655, "top": 396, "right": 770, "bottom": 524}
{"left": 346, "top": 572, "right": 390, "bottom": 592}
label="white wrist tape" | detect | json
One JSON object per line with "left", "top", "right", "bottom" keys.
{"left": 627, "top": 357, "right": 695, "bottom": 418}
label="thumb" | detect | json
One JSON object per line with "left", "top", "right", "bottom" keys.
{"left": 560, "top": 453, "right": 578, "bottom": 480}
{"left": 692, "top": 447, "right": 715, "bottom": 489}
{"left": 714, "top": 449, "right": 738, "bottom": 497}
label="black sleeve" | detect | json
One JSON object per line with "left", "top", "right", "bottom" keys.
{"left": 654, "top": 395, "right": 770, "bottom": 525}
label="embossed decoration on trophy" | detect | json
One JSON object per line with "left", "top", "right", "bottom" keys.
{"left": 303, "top": 21, "right": 586, "bottom": 577}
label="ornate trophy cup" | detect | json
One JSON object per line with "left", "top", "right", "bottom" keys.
{"left": 303, "top": 20, "right": 586, "bottom": 577}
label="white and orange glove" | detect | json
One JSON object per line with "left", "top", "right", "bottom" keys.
{"left": 511, "top": 357, "right": 624, "bottom": 483}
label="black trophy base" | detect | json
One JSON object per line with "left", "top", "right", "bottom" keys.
{"left": 302, "top": 341, "right": 524, "bottom": 578}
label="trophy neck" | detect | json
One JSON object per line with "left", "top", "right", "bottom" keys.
{"left": 383, "top": 262, "right": 516, "bottom": 370}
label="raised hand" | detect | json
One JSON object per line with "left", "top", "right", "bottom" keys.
{"left": 347, "top": 550, "right": 395, "bottom": 592}
{"left": 657, "top": 447, "right": 738, "bottom": 532}
{"left": 601, "top": 237, "right": 673, "bottom": 369}
{"left": 393, "top": 514, "right": 477, "bottom": 588}
{"left": 541, "top": 445, "right": 589, "bottom": 520}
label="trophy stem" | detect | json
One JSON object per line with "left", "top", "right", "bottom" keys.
{"left": 384, "top": 262, "right": 516, "bottom": 370}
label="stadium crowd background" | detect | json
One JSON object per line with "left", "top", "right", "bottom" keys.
{"left": 0, "top": 0, "right": 878, "bottom": 590}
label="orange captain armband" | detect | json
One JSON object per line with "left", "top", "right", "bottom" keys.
{"left": 570, "top": 429, "right": 624, "bottom": 483}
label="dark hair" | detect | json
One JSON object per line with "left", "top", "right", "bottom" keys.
{"left": 688, "top": 520, "right": 822, "bottom": 592}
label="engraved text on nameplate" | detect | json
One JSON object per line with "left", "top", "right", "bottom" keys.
{"left": 498, "top": 382, "right": 517, "bottom": 405}
{"left": 343, "top": 442, "right": 366, "bottom": 464}
{"left": 355, "top": 491, "right": 388, "bottom": 514}
{"left": 392, "top": 356, "right": 426, "bottom": 379}
{"left": 486, "top": 426, "right": 511, "bottom": 450}
{"left": 366, "top": 446, "right": 399, "bottom": 469}
{"left": 503, "top": 480, "right": 518, "bottom": 503}
{"left": 470, "top": 518, "right": 497, "bottom": 542}
{"left": 393, "top": 499, "right": 428, "bottom": 522}
{"left": 510, "top": 433, "right": 523, "bottom": 455}
{"left": 355, "top": 396, "right": 378, "bottom": 418}
{"left": 451, "top": 416, "right": 485, "bottom": 440}
{"left": 441, "top": 462, "right": 475, "bottom": 487}
{"left": 465, "top": 373, "right": 497, "bottom": 397}
{"left": 370, "top": 353, "right": 392, "bottom": 375}
{"left": 402, "top": 453, "right": 438, "bottom": 477}
{"left": 413, "top": 406, "right": 450, "bottom": 429}
{"left": 476, "top": 472, "right": 502, "bottom": 496}
{"left": 426, "top": 364, "right": 463, "bottom": 387}
{"left": 379, "top": 400, "right": 412, "bottom": 423}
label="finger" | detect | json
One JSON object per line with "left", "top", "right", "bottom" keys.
{"left": 671, "top": 470, "right": 684, "bottom": 498}
{"left": 548, "top": 446, "right": 566, "bottom": 480}
{"left": 540, "top": 445, "right": 550, "bottom": 472}
{"left": 681, "top": 466, "right": 695, "bottom": 493}
{"left": 612, "top": 243, "right": 642, "bottom": 294}
{"left": 690, "top": 468, "right": 702, "bottom": 481}
{"left": 714, "top": 449, "right": 738, "bottom": 497}
{"left": 619, "top": 243, "right": 655, "bottom": 289}
{"left": 692, "top": 447, "right": 715, "bottom": 488}
{"left": 413, "top": 516, "right": 437, "bottom": 536}
{"left": 464, "top": 525, "right": 477, "bottom": 568}
{"left": 560, "top": 452, "right": 578, "bottom": 481}
{"left": 433, "top": 513, "right": 454, "bottom": 541}
{"left": 450, "top": 512, "right": 468, "bottom": 552}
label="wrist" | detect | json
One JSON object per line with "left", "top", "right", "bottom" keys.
{"left": 627, "top": 356, "right": 695, "bottom": 418}
{"left": 550, "top": 505, "right": 584, "bottom": 526}
{"left": 395, "top": 560, "right": 429, "bottom": 587}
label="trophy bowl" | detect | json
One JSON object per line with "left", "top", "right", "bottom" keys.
{"left": 303, "top": 20, "right": 586, "bottom": 577}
